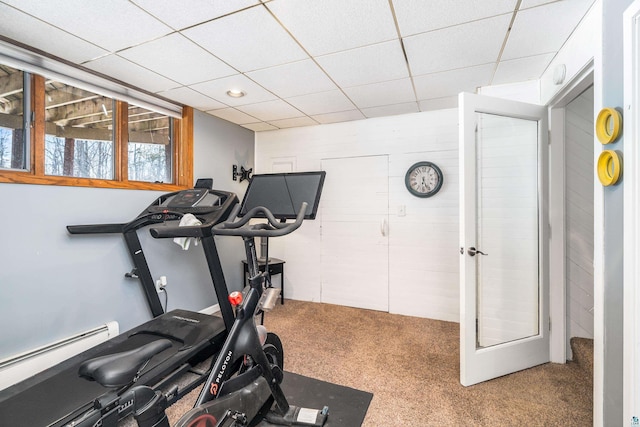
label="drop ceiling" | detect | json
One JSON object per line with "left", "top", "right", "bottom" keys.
{"left": 0, "top": 0, "right": 595, "bottom": 132}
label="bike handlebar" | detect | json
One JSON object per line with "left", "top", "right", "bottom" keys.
{"left": 149, "top": 202, "right": 308, "bottom": 239}
{"left": 212, "top": 202, "right": 308, "bottom": 238}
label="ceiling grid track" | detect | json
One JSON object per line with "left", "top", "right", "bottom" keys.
{"left": 487, "top": 0, "right": 523, "bottom": 88}
{"left": 260, "top": 2, "right": 367, "bottom": 123}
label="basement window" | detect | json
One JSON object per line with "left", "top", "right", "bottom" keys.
{"left": 0, "top": 65, "right": 27, "bottom": 171}
{"left": 0, "top": 56, "right": 193, "bottom": 190}
{"left": 44, "top": 80, "right": 115, "bottom": 179}
{"left": 127, "top": 104, "right": 172, "bottom": 183}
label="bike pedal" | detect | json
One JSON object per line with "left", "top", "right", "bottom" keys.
{"left": 265, "top": 405, "right": 329, "bottom": 426}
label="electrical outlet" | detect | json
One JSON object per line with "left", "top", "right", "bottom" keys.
{"left": 155, "top": 279, "right": 165, "bottom": 293}
{"left": 397, "top": 205, "right": 406, "bottom": 217}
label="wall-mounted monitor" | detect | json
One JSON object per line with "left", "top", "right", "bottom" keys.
{"left": 238, "top": 171, "right": 326, "bottom": 220}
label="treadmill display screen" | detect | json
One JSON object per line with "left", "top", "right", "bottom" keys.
{"left": 167, "top": 189, "right": 208, "bottom": 208}
{"left": 239, "top": 171, "right": 326, "bottom": 220}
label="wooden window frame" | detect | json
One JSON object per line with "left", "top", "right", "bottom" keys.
{"left": 0, "top": 74, "right": 192, "bottom": 191}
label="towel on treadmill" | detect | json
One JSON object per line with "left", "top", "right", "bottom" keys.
{"left": 173, "top": 213, "right": 202, "bottom": 250}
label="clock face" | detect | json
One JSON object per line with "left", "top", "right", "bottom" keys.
{"left": 405, "top": 162, "right": 443, "bottom": 198}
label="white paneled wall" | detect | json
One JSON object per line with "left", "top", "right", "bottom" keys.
{"left": 565, "top": 87, "right": 595, "bottom": 349}
{"left": 255, "top": 110, "right": 460, "bottom": 321}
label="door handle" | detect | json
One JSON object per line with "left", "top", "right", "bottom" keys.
{"left": 467, "top": 247, "right": 488, "bottom": 256}
{"left": 380, "top": 218, "right": 388, "bottom": 236}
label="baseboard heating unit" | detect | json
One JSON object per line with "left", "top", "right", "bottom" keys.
{"left": 0, "top": 322, "right": 119, "bottom": 391}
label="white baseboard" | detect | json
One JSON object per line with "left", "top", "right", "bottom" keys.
{"left": 199, "top": 304, "right": 220, "bottom": 315}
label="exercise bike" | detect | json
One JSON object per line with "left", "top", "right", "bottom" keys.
{"left": 78, "top": 174, "right": 329, "bottom": 427}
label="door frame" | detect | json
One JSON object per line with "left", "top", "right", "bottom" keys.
{"left": 547, "top": 63, "right": 594, "bottom": 364}
{"left": 623, "top": 1, "right": 640, "bottom": 422}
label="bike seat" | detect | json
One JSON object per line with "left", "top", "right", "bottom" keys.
{"left": 78, "top": 339, "right": 172, "bottom": 388}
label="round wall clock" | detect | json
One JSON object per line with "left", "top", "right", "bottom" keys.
{"left": 405, "top": 161, "right": 443, "bottom": 198}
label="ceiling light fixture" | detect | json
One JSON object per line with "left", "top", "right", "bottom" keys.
{"left": 226, "top": 89, "right": 246, "bottom": 98}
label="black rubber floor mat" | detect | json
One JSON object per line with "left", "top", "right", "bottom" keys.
{"left": 256, "top": 372, "right": 373, "bottom": 427}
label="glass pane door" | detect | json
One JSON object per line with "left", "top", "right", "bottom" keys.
{"left": 475, "top": 112, "right": 539, "bottom": 348}
{"left": 459, "top": 92, "right": 549, "bottom": 387}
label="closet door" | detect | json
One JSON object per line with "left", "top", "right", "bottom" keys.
{"left": 320, "top": 155, "right": 389, "bottom": 311}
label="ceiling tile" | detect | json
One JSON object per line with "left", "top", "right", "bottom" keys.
{"left": 404, "top": 14, "right": 511, "bottom": 75}
{"left": 344, "top": 78, "right": 416, "bottom": 109}
{"left": 392, "top": 0, "right": 517, "bottom": 37}
{"left": 266, "top": 0, "right": 397, "bottom": 56}
{"left": 118, "top": 33, "right": 236, "bottom": 85}
{"left": 208, "top": 107, "right": 258, "bottom": 125}
{"left": 182, "top": 6, "right": 307, "bottom": 72}
{"left": 246, "top": 59, "right": 337, "bottom": 98}
{"left": 419, "top": 96, "right": 458, "bottom": 111}
{"left": 0, "top": 3, "right": 108, "bottom": 63}
{"left": 285, "top": 90, "right": 356, "bottom": 116}
{"left": 502, "top": 0, "right": 595, "bottom": 60}
{"left": 361, "top": 102, "right": 419, "bottom": 118}
{"left": 84, "top": 54, "right": 180, "bottom": 93}
{"left": 242, "top": 122, "right": 279, "bottom": 132}
{"left": 1, "top": 0, "right": 172, "bottom": 52}
{"left": 0, "top": 0, "right": 593, "bottom": 131}
{"left": 131, "top": 0, "right": 261, "bottom": 30}
{"left": 268, "top": 116, "right": 318, "bottom": 129}
{"left": 157, "top": 87, "right": 227, "bottom": 110}
{"left": 492, "top": 53, "right": 555, "bottom": 85}
{"left": 311, "top": 110, "right": 366, "bottom": 124}
{"left": 413, "top": 64, "right": 495, "bottom": 100}
{"left": 236, "top": 99, "right": 303, "bottom": 121}
{"left": 189, "top": 74, "right": 277, "bottom": 106}
{"left": 316, "top": 40, "right": 409, "bottom": 88}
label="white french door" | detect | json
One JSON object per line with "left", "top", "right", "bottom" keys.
{"left": 320, "top": 155, "right": 389, "bottom": 311}
{"left": 459, "top": 92, "right": 549, "bottom": 386}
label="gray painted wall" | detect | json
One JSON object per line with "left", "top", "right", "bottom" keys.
{"left": 601, "top": 0, "right": 630, "bottom": 424}
{"left": 0, "top": 111, "right": 254, "bottom": 359}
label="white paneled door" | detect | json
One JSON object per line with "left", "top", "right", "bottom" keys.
{"left": 320, "top": 156, "right": 389, "bottom": 311}
{"left": 459, "top": 92, "right": 549, "bottom": 386}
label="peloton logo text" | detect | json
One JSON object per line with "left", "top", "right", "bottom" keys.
{"left": 210, "top": 350, "right": 233, "bottom": 396}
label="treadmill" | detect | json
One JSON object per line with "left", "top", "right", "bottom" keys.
{"left": 0, "top": 181, "right": 238, "bottom": 427}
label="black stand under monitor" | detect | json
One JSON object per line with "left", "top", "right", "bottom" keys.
{"left": 259, "top": 236, "right": 270, "bottom": 262}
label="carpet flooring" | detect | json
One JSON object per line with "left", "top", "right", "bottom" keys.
{"left": 262, "top": 300, "right": 593, "bottom": 427}
{"left": 156, "top": 299, "right": 592, "bottom": 426}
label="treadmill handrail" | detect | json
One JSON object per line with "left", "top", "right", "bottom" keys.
{"left": 67, "top": 223, "right": 126, "bottom": 234}
{"left": 67, "top": 210, "right": 187, "bottom": 235}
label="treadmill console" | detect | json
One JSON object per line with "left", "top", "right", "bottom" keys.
{"left": 142, "top": 188, "right": 236, "bottom": 225}
{"left": 166, "top": 189, "right": 209, "bottom": 208}
{"left": 68, "top": 183, "right": 238, "bottom": 236}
